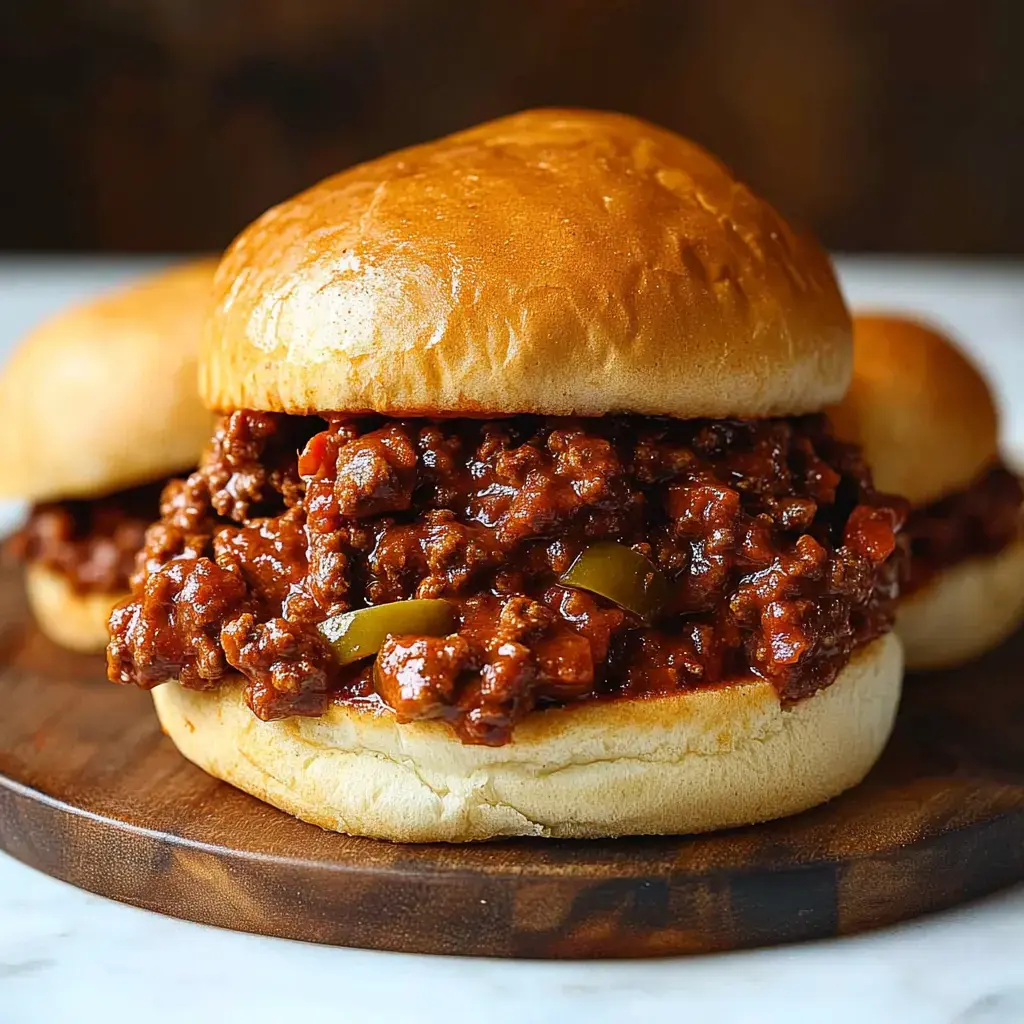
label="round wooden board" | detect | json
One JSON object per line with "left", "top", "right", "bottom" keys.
{"left": 0, "top": 562, "right": 1023, "bottom": 958}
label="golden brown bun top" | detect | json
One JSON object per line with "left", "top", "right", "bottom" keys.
{"left": 828, "top": 315, "right": 1000, "bottom": 506}
{"left": 0, "top": 260, "right": 219, "bottom": 502}
{"left": 203, "top": 108, "right": 851, "bottom": 419}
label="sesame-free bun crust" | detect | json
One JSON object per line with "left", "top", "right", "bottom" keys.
{"left": 0, "top": 260, "right": 219, "bottom": 503}
{"left": 829, "top": 315, "right": 1000, "bottom": 506}
{"left": 898, "top": 539, "right": 1024, "bottom": 671}
{"left": 25, "top": 564, "right": 122, "bottom": 653}
{"left": 203, "top": 109, "right": 851, "bottom": 420}
{"left": 153, "top": 634, "right": 901, "bottom": 843}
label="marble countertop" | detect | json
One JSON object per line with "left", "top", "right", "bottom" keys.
{"left": 1, "top": 256, "right": 1023, "bottom": 1024}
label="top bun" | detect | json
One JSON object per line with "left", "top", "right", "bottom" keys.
{"left": 828, "top": 315, "right": 1000, "bottom": 506}
{"left": 203, "top": 109, "right": 851, "bottom": 420}
{"left": 0, "top": 260, "right": 218, "bottom": 502}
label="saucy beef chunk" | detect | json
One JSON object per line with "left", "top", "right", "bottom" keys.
{"left": 9, "top": 479, "right": 167, "bottom": 594}
{"left": 904, "top": 465, "right": 1023, "bottom": 593}
{"left": 108, "top": 411, "right": 907, "bottom": 745}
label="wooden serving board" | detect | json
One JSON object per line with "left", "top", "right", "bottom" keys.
{"left": 0, "top": 561, "right": 1022, "bottom": 958}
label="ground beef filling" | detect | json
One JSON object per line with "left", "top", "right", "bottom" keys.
{"left": 107, "top": 412, "right": 906, "bottom": 746}
{"left": 10, "top": 480, "right": 167, "bottom": 595}
{"left": 904, "top": 465, "right": 1023, "bottom": 594}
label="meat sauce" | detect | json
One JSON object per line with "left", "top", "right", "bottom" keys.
{"left": 10, "top": 480, "right": 168, "bottom": 594}
{"left": 108, "top": 412, "right": 907, "bottom": 745}
{"left": 904, "top": 465, "right": 1023, "bottom": 593}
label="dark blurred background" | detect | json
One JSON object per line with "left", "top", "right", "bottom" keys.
{"left": 2, "top": 0, "right": 1022, "bottom": 254}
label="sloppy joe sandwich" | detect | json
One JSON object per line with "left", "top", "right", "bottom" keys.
{"left": 0, "top": 261, "right": 217, "bottom": 651}
{"left": 830, "top": 314, "right": 1024, "bottom": 671}
{"left": 108, "top": 110, "right": 906, "bottom": 842}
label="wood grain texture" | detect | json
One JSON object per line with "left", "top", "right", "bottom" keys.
{"left": 0, "top": 559, "right": 1022, "bottom": 958}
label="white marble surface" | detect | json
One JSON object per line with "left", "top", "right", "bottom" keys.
{"left": 1, "top": 256, "right": 1023, "bottom": 1024}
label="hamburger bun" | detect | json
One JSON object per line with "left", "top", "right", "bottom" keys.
{"left": 0, "top": 260, "right": 219, "bottom": 503}
{"left": 897, "top": 539, "right": 1024, "bottom": 671}
{"left": 202, "top": 108, "right": 851, "bottom": 420}
{"left": 25, "top": 563, "right": 121, "bottom": 653}
{"left": 829, "top": 315, "right": 999, "bottom": 506}
{"left": 829, "top": 314, "right": 1021, "bottom": 668}
{"left": 153, "top": 634, "right": 902, "bottom": 842}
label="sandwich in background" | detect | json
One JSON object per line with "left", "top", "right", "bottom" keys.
{"left": 830, "top": 314, "right": 1024, "bottom": 670}
{"left": 0, "top": 260, "right": 218, "bottom": 651}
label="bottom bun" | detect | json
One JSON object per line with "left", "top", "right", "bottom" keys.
{"left": 25, "top": 563, "right": 120, "bottom": 653}
{"left": 898, "top": 537, "right": 1024, "bottom": 671}
{"left": 153, "top": 633, "right": 902, "bottom": 843}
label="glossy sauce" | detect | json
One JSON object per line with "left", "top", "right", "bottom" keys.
{"left": 10, "top": 480, "right": 168, "bottom": 594}
{"left": 904, "top": 465, "right": 1023, "bottom": 593}
{"left": 108, "top": 412, "right": 907, "bottom": 745}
